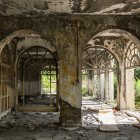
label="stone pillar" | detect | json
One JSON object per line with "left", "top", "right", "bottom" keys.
{"left": 125, "top": 68, "right": 135, "bottom": 109}
{"left": 105, "top": 69, "right": 109, "bottom": 101}
{"left": 109, "top": 71, "right": 114, "bottom": 101}
{"left": 59, "top": 38, "right": 81, "bottom": 126}
{"left": 88, "top": 70, "right": 94, "bottom": 96}
{"left": 93, "top": 70, "right": 99, "bottom": 98}
{"left": 97, "top": 70, "right": 100, "bottom": 98}
{"left": 59, "top": 60, "right": 81, "bottom": 126}
{"left": 117, "top": 63, "right": 127, "bottom": 110}
{"left": 100, "top": 72, "right": 105, "bottom": 101}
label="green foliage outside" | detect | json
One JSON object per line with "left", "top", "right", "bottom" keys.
{"left": 113, "top": 69, "right": 140, "bottom": 108}
{"left": 135, "top": 68, "right": 140, "bottom": 80}
{"left": 135, "top": 68, "right": 140, "bottom": 108}
{"left": 41, "top": 74, "right": 56, "bottom": 94}
{"left": 135, "top": 80, "right": 140, "bottom": 108}
{"left": 82, "top": 74, "right": 88, "bottom": 96}
{"left": 113, "top": 76, "right": 117, "bottom": 100}
{"left": 82, "top": 87, "right": 88, "bottom": 96}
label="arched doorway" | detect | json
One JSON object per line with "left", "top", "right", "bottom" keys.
{"left": 0, "top": 44, "right": 15, "bottom": 114}
{"left": 0, "top": 29, "right": 59, "bottom": 113}
{"left": 82, "top": 29, "right": 140, "bottom": 110}
{"left": 82, "top": 46, "right": 119, "bottom": 108}
{"left": 16, "top": 46, "right": 59, "bottom": 112}
{"left": 82, "top": 29, "right": 140, "bottom": 127}
{"left": 125, "top": 41, "right": 140, "bottom": 109}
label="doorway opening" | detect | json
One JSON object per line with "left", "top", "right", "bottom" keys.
{"left": 16, "top": 46, "right": 58, "bottom": 112}
{"left": 82, "top": 46, "right": 118, "bottom": 109}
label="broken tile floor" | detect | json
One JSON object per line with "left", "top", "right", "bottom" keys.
{"left": 0, "top": 99, "right": 140, "bottom": 140}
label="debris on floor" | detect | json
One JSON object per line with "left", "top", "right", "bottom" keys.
{"left": 0, "top": 112, "right": 59, "bottom": 129}
{"left": 0, "top": 99, "right": 140, "bottom": 139}
{"left": 133, "top": 123, "right": 140, "bottom": 129}
{"left": 99, "top": 109, "right": 119, "bottom": 132}
{"left": 124, "top": 110, "right": 140, "bottom": 122}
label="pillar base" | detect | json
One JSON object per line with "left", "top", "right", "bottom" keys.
{"left": 59, "top": 99, "right": 81, "bottom": 127}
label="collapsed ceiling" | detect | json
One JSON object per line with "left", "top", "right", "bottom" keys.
{"left": 0, "top": 0, "right": 140, "bottom": 16}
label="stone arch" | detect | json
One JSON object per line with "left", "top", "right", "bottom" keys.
{"left": 124, "top": 41, "right": 140, "bottom": 68}
{"left": 0, "top": 29, "right": 57, "bottom": 55}
{"left": 88, "top": 29, "right": 140, "bottom": 61}
{"left": 15, "top": 45, "right": 59, "bottom": 110}
{"left": 92, "top": 29, "right": 140, "bottom": 47}
{"left": 82, "top": 28, "right": 140, "bottom": 109}
{"left": 0, "top": 29, "right": 60, "bottom": 111}
{"left": 81, "top": 44, "right": 119, "bottom": 104}
{"left": 82, "top": 45, "right": 120, "bottom": 66}
{"left": 15, "top": 45, "right": 58, "bottom": 71}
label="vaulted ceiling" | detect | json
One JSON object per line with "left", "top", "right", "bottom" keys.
{"left": 0, "top": 0, "right": 140, "bottom": 16}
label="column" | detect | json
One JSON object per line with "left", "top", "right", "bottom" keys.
{"left": 97, "top": 70, "right": 100, "bottom": 98}
{"left": 59, "top": 40, "right": 81, "bottom": 127}
{"left": 88, "top": 70, "right": 94, "bottom": 96}
{"left": 125, "top": 68, "right": 135, "bottom": 109}
{"left": 105, "top": 69, "right": 109, "bottom": 101}
{"left": 93, "top": 70, "right": 97, "bottom": 98}
{"left": 109, "top": 70, "right": 114, "bottom": 101}
{"left": 100, "top": 72, "right": 105, "bottom": 101}
{"left": 117, "top": 63, "right": 127, "bottom": 110}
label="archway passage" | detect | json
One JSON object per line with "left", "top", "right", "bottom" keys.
{"left": 0, "top": 44, "right": 15, "bottom": 114}
{"left": 85, "top": 29, "right": 140, "bottom": 110}
{"left": 82, "top": 46, "right": 118, "bottom": 109}
{"left": 125, "top": 41, "right": 140, "bottom": 109}
{"left": 0, "top": 30, "right": 59, "bottom": 113}
{"left": 82, "top": 29, "right": 140, "bottom": 128}
{"left": 16, "top": 46, "right": 58, "bottom": 112}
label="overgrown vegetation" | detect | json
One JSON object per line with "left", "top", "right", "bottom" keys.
{"left": 82, "top": 74, "right": 88, "bottom": 96}
{"left": 41, "top": 74, "right": 56, "bottom": 94}
{"left": 135, "top": 68, "right": 140, "bottom": 108}
{"left": 79, "top": 69, "right": 140, "bottom": 108}
{"left": 114, "top": 75, "right": 117, "bottom": 100}
{"left": 82, "top": 87, "right": 88, "bottom": 96}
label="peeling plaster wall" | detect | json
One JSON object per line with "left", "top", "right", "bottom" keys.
{"left": 0, "top": 0, "right": 72, "bottom": 15}
{"left": 16, "top": 37, "right": 56, "bottom": 52}
{"left": 0, "top": 0, "right": 140, "bottom": 15}
{"left": 0, "top": 14, "right": 140, "bottom": 125}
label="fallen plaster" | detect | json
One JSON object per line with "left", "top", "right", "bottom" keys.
{"left": 82, "top": 99, "right": 139, "bottom": 129}
{"left": 0, "top": 109, "right": 11, "bottom": 120}
{"left": 0, "top": 99, "right": 140, "bottom": 140}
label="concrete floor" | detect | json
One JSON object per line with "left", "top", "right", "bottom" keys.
{"left": 0, "top": 99, "right": 140, "bottom": 140}
{"left": 0, "top": 124, "right": 140, "bottom": 140}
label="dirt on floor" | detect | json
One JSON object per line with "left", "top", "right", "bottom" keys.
{"left": 0, "top": 99, "right": 140, "bottom": 140}
{"left": 0, "top": 121, "right": 140, "bottom": 140}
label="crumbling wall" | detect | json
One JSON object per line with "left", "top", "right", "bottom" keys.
{"left": 0, "top": 0, "right": 140, "bottom": 15}
{"left": 0, "top": 14, "right": 140, "bottom": 126}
